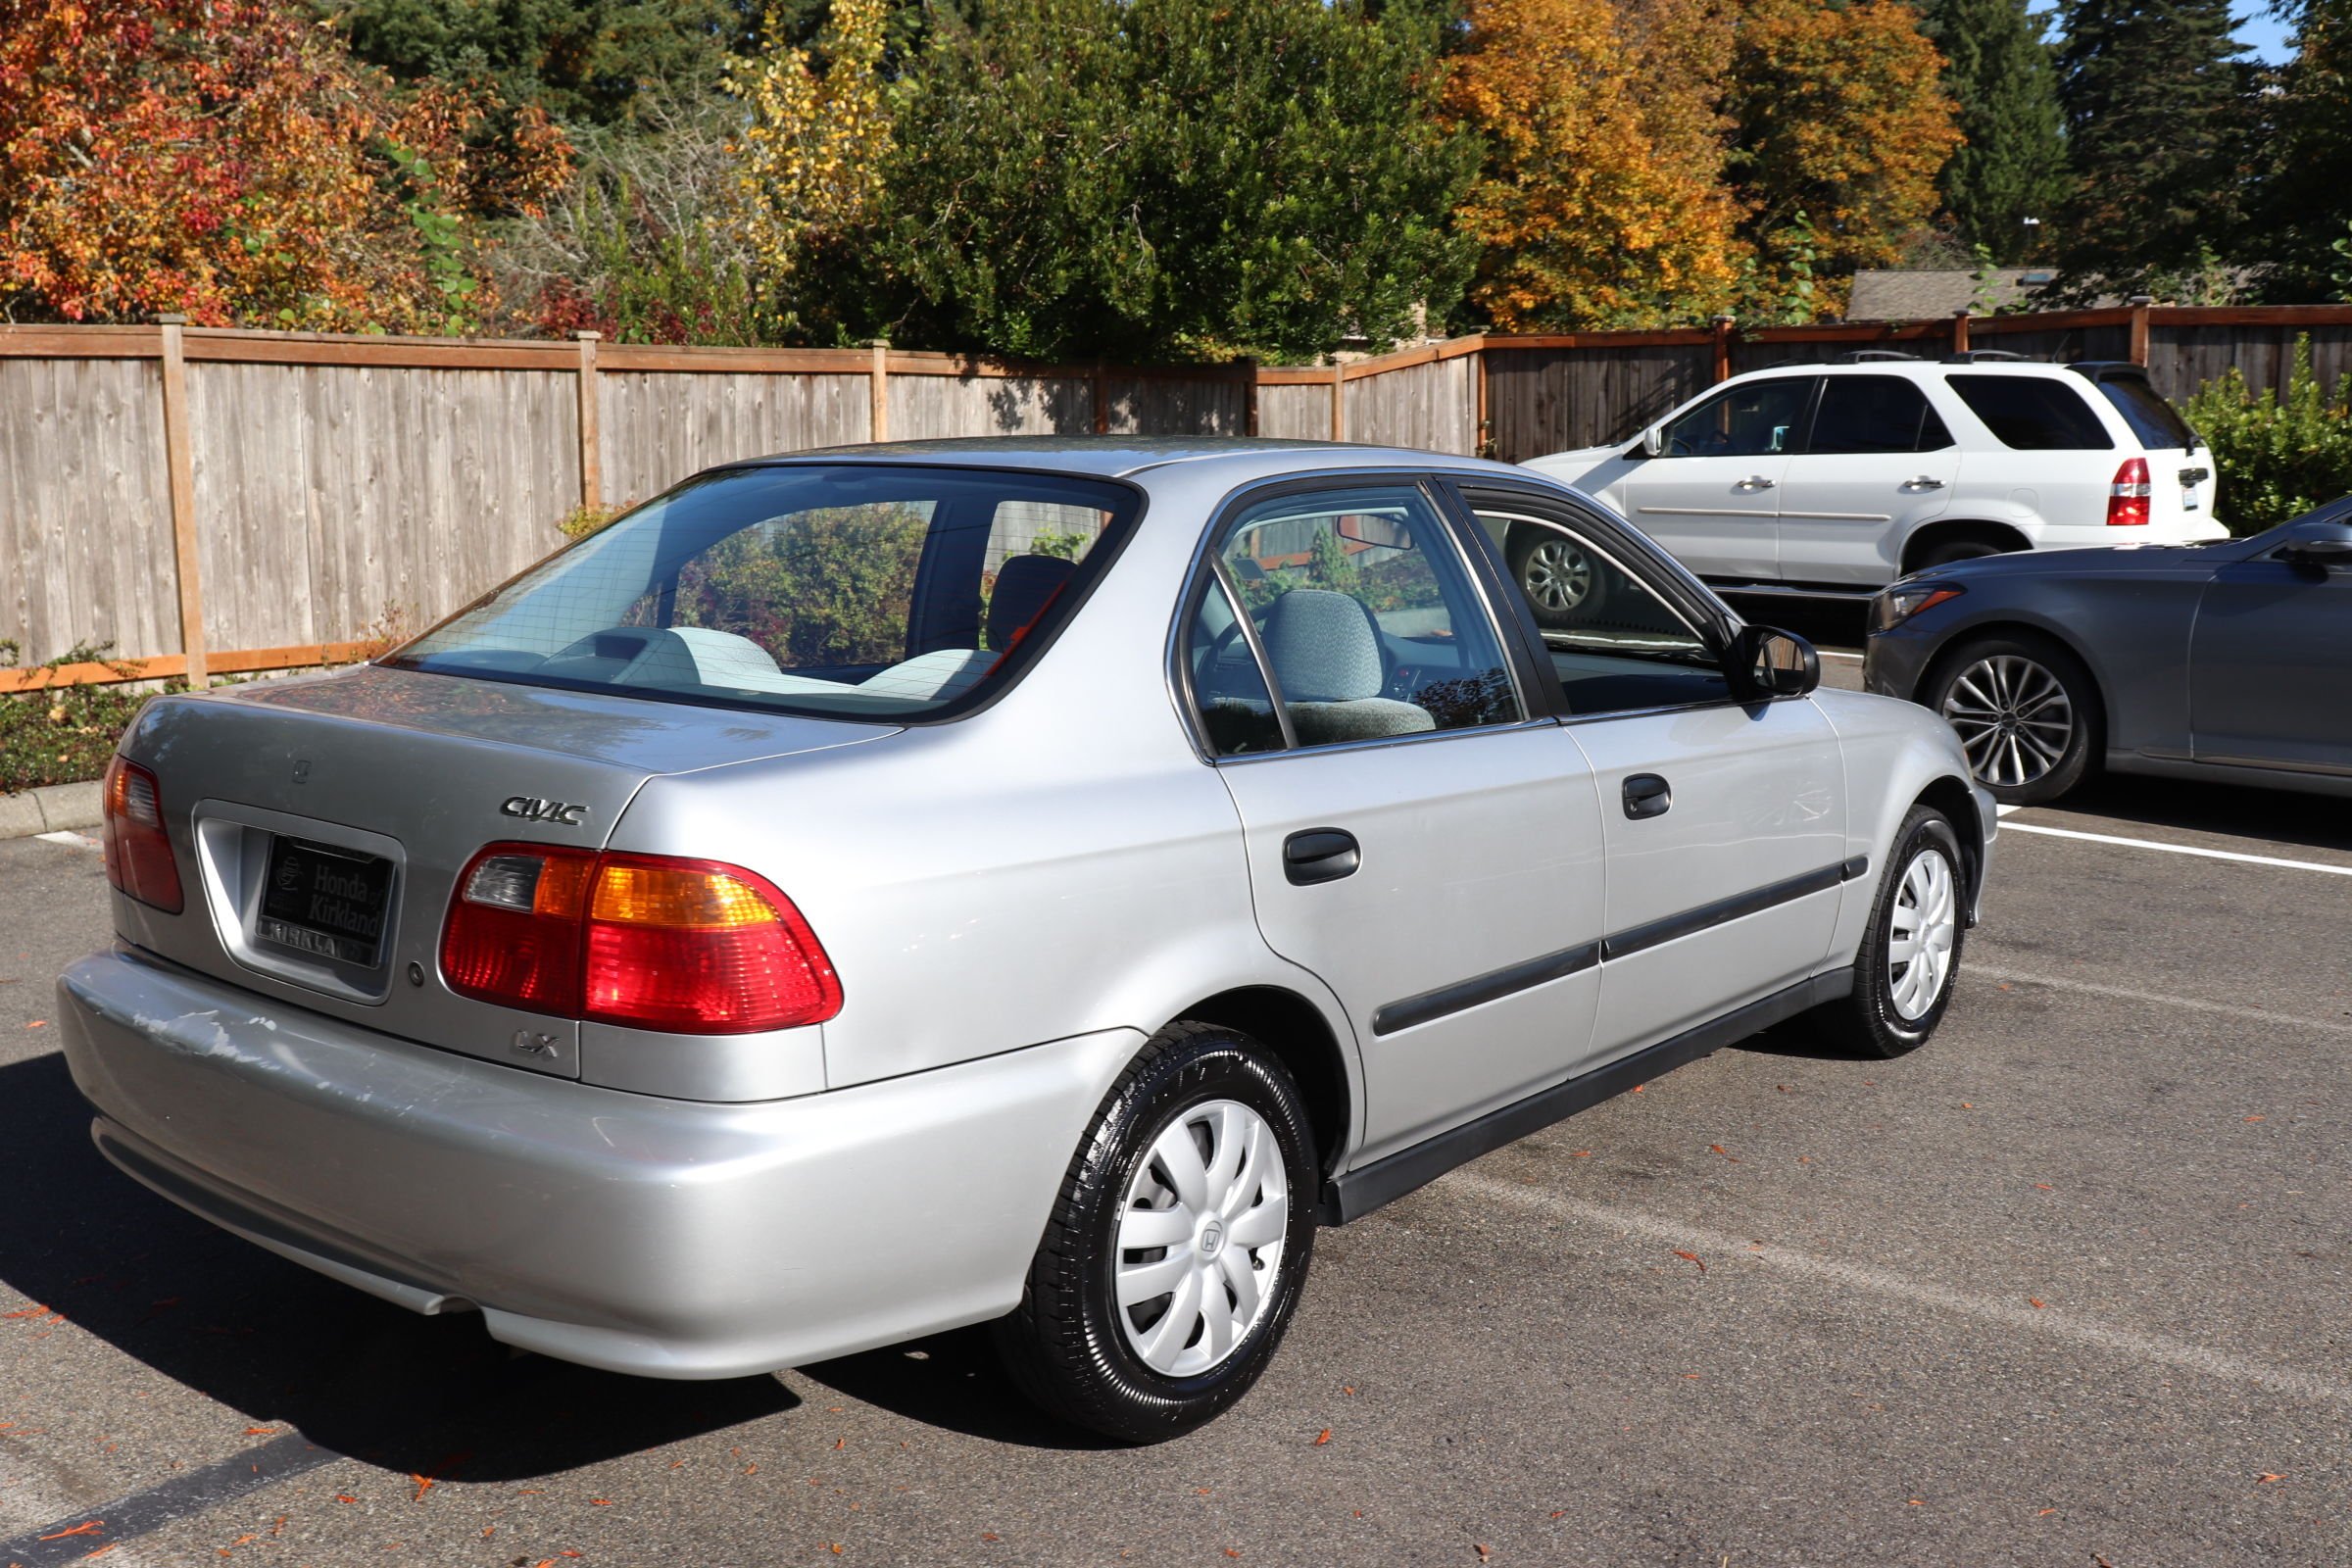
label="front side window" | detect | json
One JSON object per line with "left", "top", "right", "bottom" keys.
{"left": 1807, "top": 376, "right": 1954, "bottom": 454}
{"left": 1945, "top": 374, "right": 2115, "bottom": 451}
{"left": 1658, "top": 378, "right": 1814, "bottom": 459}
{"left": 1474, "top": 507, "right": 1731, "bottom": 715}
{"left": 389, "top": 465, "right": 1136, "bottom": 718}
{"left": 1188, "top": 485, "right": 1521, "bottom": 751}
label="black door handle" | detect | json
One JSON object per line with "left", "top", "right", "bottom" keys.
{"left": 1283, "top": 828, "right": 1360, "bottom": 886}
{"left": 1623, "top": 773, "right": 1671, "bottom": 819}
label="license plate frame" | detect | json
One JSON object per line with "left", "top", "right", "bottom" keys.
{"left": 254, "top": 836, "right": 395, "bottom": 969}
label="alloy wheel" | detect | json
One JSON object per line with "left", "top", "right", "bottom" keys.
{"left": 1940, "top": 654, "right": 2074, "bottom": 789}
{"left": 1887, "top": 846, "right": 1958, "bottom": 1021}
{"left": 1521, "top": 539, "right": 1595, "bottom": 613}
{"left": 1115, "top": 1100, "right": 1289, "bottom": 1378}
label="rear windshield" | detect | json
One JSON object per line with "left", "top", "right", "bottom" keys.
{"left": 1944, "top": 374, "right": 2114, "bottom": 450}
{"left": 387, "top": 465, "right": 1139, "bottom": 719}
{"left": 2088, "top": 374, "right": 2199, "bottom": 451}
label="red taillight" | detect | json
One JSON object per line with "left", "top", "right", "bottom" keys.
{"left": 439, "top": 845, "right": 841, "bottom": 1034}
{"left": 101, "top": 756, "right": 183, "bottom": 913}
{"left": 2107, "top": 457, "right": 2152, "bottom": 526}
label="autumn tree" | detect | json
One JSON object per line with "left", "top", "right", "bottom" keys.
{"left": 1726, "top": 0, "right": 1961, "bottom": 314}
{"left": 1446, "top": 0, "right": 1746, "bottom": 329}
{"left": 0, "top": 0, "right": 568, "bottom": 329}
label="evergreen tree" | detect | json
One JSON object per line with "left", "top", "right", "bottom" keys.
{"left": 2053, "top": 0, "right": 2251, "bottom": 295}
{"left": 1921, "top": 0, "right": 2072, "bottom": 263}
{"left": 2245, "top": 0, "right": 2352, "bottom": 300}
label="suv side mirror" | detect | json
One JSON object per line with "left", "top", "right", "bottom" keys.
{"left": 1730, "top": 625, "right": 1820, "bottom": 700}
{"left": 2279, "top": 518, "right": 2352, "bottom": 571}
{"left": 1638, "top": 425, "right": 1665, "bottom": 459}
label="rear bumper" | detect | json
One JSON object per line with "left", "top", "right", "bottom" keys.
{"left": 57, "top": 946, "right": 1137, "bottom": 1379}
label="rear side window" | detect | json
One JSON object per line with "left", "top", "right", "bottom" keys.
{"left": 1807, "top": 376, "right": 1954, "bottom": 454}
{"left": 2089, "top": 375, "right": 2199, "bottom": 451}
{"left": 1945, "top": 375, "right": 2114, "bottom": 450}
{"left": 388, "top": 465, "right": 1139, "bottom": 719}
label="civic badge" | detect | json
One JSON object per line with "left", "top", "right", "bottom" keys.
{"left": 501, "top": 796, "right": 588, "bottom": 826}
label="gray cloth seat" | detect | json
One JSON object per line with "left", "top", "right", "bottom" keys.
{"left": 1257, "top": 588, "right": 1435, "bottom": 746}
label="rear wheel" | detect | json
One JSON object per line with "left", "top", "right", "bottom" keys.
{"left": 992, "top": 1022, "right": 1316, "bottom": 1443}
{"left": 1925, "top": 633, "right": 2099, "bottom": 805}
{"left": 1811, "top": 805, "right": 1968, "bottom": 1058}
{"left": 1910, "top": 535, "right": 2010, "bottom": 570}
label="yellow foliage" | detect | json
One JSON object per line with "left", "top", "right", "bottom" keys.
{"left": 727, "top": 0, "right": 895, "bottom": 278}
{"left": 1446, "top": 0, "right": 1747, "bottom": 330}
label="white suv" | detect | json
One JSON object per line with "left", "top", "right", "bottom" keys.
{"left": 1520, "top": 356, "right": 2228, "bottom": 601}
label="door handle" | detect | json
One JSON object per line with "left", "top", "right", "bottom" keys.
{"left": 1737, "top": 475, "right": 1776, "bottom": 490}
{"left": 1622, "top": 774, "right": 1672, "bottom": 819}
{"left": 1283, "top": 828, "right": 1360, "bottom": 886}
{"left": 1903, "top": 475, "right": 1947, "bottom": 490}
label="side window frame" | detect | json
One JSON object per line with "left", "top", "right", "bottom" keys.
{"left": 1165, "top": 471, "right": 1543, "bottom": 763}
{"left": 1657, "top": 375, "right": 1822, "bottom": 461}
{"left": 1439, "top": 479, "right": 1765, "bottom": 722}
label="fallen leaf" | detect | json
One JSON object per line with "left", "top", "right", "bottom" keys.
{"left": 2258, "top": 1473, "right": 2285, "bottom": 1483}
{"left": 1224, "top": 1552, "right": 1240, "bottom": 1560}
{"left": 1708, "top": 1145, "right": 1739, "bottom": 1162}
{"left": 2034, "top": 1183, "right": 2054, "bottom": 1191}
{"left": 1907, "top": 1498, "right": 1924, "bottom": 1505}
{"left": 590, "top": 1498, "right": 612, "bottom": 1506}
{"left": 38, "top": 1522, "right": 103, "bottom": 1541}
{"left": 1674, "top": 1250, "right": 1706, "bottom": 1274}
{"left": 1475, "top": 1546, "right": 1492, "bottom": 1561}
{"left": 2029, "top": 1298, "right": 2046, "bottom": 1309}
{"left": 1571, "top": 1151, "right": 1592, "bottom": 1158}
{"left": 1631, "top": 1084, "right": 1643, "bottom": 1093}
{"left": 2035, "top": 1508, "right": 2057, "bottom": 1516}
{"left": 335, "top": 1495, "right": 359, "bottom": 1505}
{"left": 1341, "top": 1386, "right": 1356, "bottom": 1396}
{"left": 3, "top": 1303, "right": 53, "bottom": 1319}
{"left": 1550, "top": 1511, "right": 1566, "bottom": 1520}
{"left": 2245, "top": 1115, "right": 2266, "bottom": 1123}
{"left": 982, "top": 1533, "right": 1000, "bottom": 1542}
{"left": 243, "top": 1427, "right": 275, "bottom": 1436}
{"left": 1313, "top": 1429, "right": 1331, "bottom": 1446}
{"left": 26, "top": 1019, "right": 46, "bottom": 1029}
{"left": 743, "top": 1463, "right": 758, "bottom": 1475}
{"left": 80, "top": 1547, "right": 115, "bottom": 1560}
{"left": 1960, "top": 1102, "right": 1974, "bottom": 1109}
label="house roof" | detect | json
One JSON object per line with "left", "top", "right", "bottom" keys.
{"left": 1845, "top": 269, "right": 2064, "bottom": 321}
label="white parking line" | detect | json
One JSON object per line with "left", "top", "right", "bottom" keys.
{"left": 34, "top": 829, "right": 100, "bottom": 852}
{"left": 1971, "top": 966, "right": 2352, "bottom": 1037}
{"left": 1999, "top": 819, "right": 2352, "bottom": 878}
{"left": 1450, "top": 1171, "right": 2352, "bottom": 1406}
{"left": 1817, "top": 649, "right": 1863, "bottom": 662}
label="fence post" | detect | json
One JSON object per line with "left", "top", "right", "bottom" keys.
{"left": 868, "top": 338, "right": 890, "bottom": 443}
{"left": 156, "top": 315, "right": 208, "bottom": 690}
{"left": 1710, "top": 315, "right": 1736, "bottom": 383}
{"left": 1240, "top": 359, "right": 1259, "bottom": 438}
{"left": 572, "top": 330, "right": 602, "bottom": 510}
{"left": 1330, "top": 361, "right": 1347, "bottom": 442}
{"left": 1951, "top": 309, "right": 1971, "bottom": 356}
{"left": 1474, "top": 338, "right": 1492, "bottom": 458}
{"left": 2129, "top": 296, "right": 2153, "bottom": 366}
{"left": 1093, "top": 362, "right": 1110, "bottom": 436}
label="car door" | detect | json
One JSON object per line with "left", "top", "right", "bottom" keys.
{"left": 2188, "top": 522, "right": 2352, "bottom": 776}
{"left": 1776, "top": 374, "right": 1961, "bottom": 587}
{"left": 1457, "top": 484, "right": 1850, "bottom": 1065}
{"left": 1177, "top": 479, "right": 1609, "bottom": 1168}
{"left": 1620, "top": 375, "right": 1816, "bottom": 581}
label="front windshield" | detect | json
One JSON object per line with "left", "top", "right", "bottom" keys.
{"left": 387, "top": 465, "right": 1139, "bottom": 719}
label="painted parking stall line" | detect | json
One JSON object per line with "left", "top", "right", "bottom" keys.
{"left": 1972, "top": 966, "right": 2352, "bottom": 1038}
{"left": 2000, "top": 819, "right": 2352, "bottom": 878}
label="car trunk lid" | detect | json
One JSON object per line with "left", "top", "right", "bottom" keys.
{"left": 113, "top": 662, "right": 896, "bottom": 1079}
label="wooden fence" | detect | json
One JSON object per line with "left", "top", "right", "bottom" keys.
{"left": 5, "top": 302, "right": 2349, "bottom": 688}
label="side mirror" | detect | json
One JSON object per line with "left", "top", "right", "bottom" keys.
{"left": 1731, "top": 625, "right": 1820, "bottom": 700}
{"left": 1638, "top": 425, "right": 1665, "bottom": 459}
{"left": 2280, "top": 518, "right": 2352, "bottom": 571}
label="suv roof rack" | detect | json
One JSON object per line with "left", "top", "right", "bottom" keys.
{"left": 2067, "top": 360, "right": 2151, "bottom": 381}
{"left": 1941, "top": 349, "right": 2035, "bottom": 364}
{"left": 1828, "top": 350, "right": 1922, "bottom": 364}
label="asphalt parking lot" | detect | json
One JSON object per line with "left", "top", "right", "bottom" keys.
{"left": 3, "top": 650, "right": 2347, "bottom": 1567}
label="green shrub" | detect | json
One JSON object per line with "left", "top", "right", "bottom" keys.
{"left": 2179, "top": 336, "right": 2352, "bottom": 534}
{"left": 0, "top": 642, "right": 174, "bottom": 795}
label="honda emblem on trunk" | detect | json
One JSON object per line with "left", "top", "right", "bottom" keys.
{"left": 501, "top": 796, "right": 588, "bottom": 826}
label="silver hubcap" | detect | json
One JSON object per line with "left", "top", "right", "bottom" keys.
{"left": 1887, "top": 847, "right": 1958, "bottom": 1021}
{"left": 1115, "top": 1100, "right": 1289, "bottom": 1378}
{"left": 1941, "top": 654, "right": 2074, "bottom": 789}
{"left": 1522, "top": 539, "right": 1593, "bottom": 612}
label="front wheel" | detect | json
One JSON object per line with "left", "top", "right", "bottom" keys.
{"left": 1505, "top": 524, "right": 1610, "bottom": 629}
{"left": 1810, "top": 806, "right": 1968, "bottom": 1058}
{"left": 992, "top": 1021, "right": 1317, "bottom": 1443}
{"left": 1925, "top": 633, "right": 2099, "bottom": 805}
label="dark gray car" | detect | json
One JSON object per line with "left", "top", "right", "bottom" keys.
{"left": 1864, "top": 497, "right": 2352, "bottom": 804}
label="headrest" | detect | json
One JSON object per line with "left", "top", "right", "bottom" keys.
{"left": 1259, "top": 589, "right": 1385, "bottom": 703}
{"left": 989, "top": 554, "right": 1078, "bottom": 649}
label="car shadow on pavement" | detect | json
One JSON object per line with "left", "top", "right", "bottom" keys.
{"left": 797, "top": 1328, "right": 1123, "bottom": 1452}
{"left": 0, "top": 1051, "right": 794, "bottom": 1482}
{"left": 2047, "top": 772, "right": 2352, "bottom": 855}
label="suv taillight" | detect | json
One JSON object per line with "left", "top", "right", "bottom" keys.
{"left": 2107, "top": 457, "right": 2152, "bottom": 526}
{"left": 441, "top": 844, "right": 841, "bottom": 1033}
{"left": 101, "top": 756, "right": 183, "bottom": 913}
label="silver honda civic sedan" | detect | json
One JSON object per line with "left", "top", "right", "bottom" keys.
{"left": 57, "top": 439, "right": 1994, "bottom": 1441}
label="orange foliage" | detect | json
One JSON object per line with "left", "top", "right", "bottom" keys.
{"left": 1728, "top": 0, "right": 1961, "bottom": 300}
{"left": 1446, "top": 0, "right": 1747, "bottom": 330}
{"left": 0, "top": 0, "right": 569, "bottom": 328}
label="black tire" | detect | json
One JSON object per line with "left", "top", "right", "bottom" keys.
{"left": 992, "top": 1021, "right": 1318, "bottom": 1444}
{"left": 1922, "top": 631, "right": 2101, "bottom": 806}
{"left": 1813, "top": 806, "right": 1969, "bottom": 1058}
{"left": 1910, "top": 535, "right": 2010, "bottom": 570}
{"left": 1504, "top": 523, "right": 1611, "bottom": 630}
